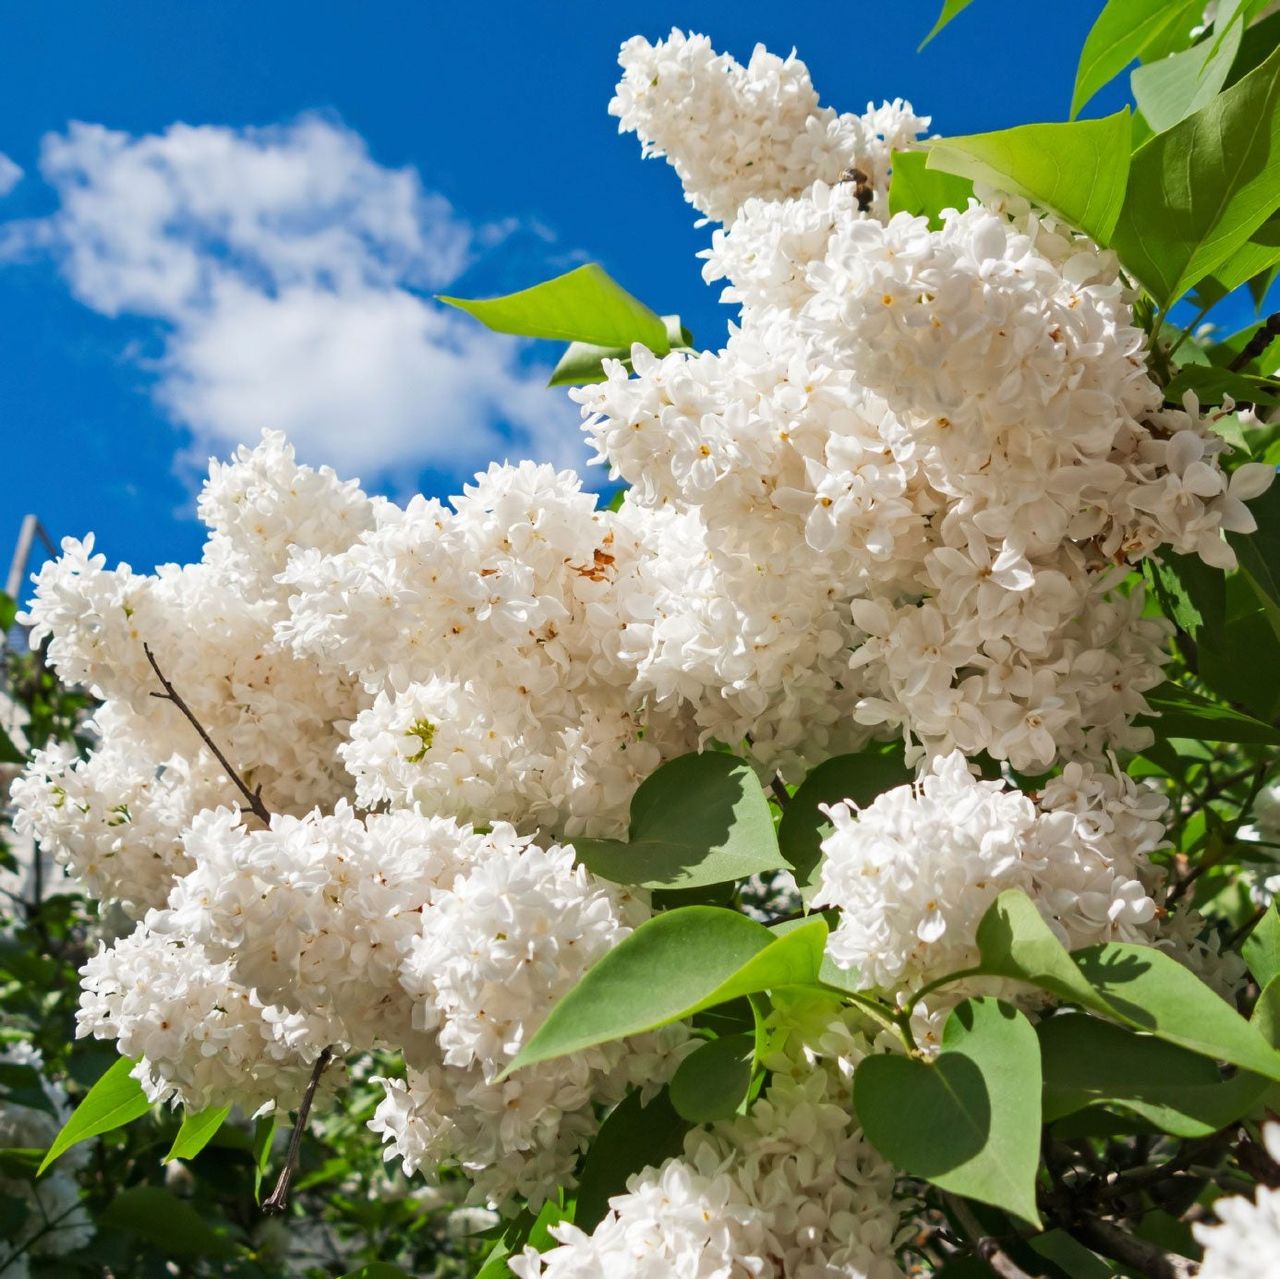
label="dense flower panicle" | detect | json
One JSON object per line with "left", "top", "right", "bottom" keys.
{"left": 515, "top": 1008, "right": 907, "bottom": 1278}
{"left": 14, "top": 24, "right": 1280, "bottom": 1256}
{"left": 610, "top": 30, "right": 927, "bottom": 224}
{"left": 11, "top": 706, "right": 232, "bottom": 917}
{"left": 77, "top": 921, "right": 328, "bottom": 1112}
{"left": 813, "top": 752, "right": 1163, "bottom": 995}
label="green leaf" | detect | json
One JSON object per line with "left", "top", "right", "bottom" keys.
{"left": 926, "top": 112, "right": 1132, "bottom": 243}
{"left": 503, "top": 909, "right": 827, "bottom": 1075}
{"left": 440, "top": 263, "right": 670, "bottom": 352}
{"left": 1039, "top": 1012, "right": 1265, "bottom": 1136}
{"left": 38, "top": 1055, "right": 149, "bottom": 1175}
{"left": 163, "top": 1104, "right": 230, "bottom": 1163}
{"left": 1140, "top": 681, "right": 1280, "bottom": 745}
{"left": 1132, "top": 15, "right": 1244, "bottom": 134}
{"left": 251, "top": 1113, "right": 275, "bottom": 1201}
{"left": 1112, "top": 46, "right": 1280, "bottom": 309}
{"left": 1164, "top": 363, "right": 1280, "bottom": 406}
{"left": 339, "top": 1267, "right": 413, "bottom": 1279}
{"left": 854, "top": 998, "right": 1043, "bottom": 1226}
{"left": 549, "top": 315, "right": 692, "bottom": 387}
{"left": 1229, "top": 482, "right": 1280, "bottom": 639}
{"left": 99, "top": 1185, "right": 239, "bottom": 1258}
{"left": 778, "top": 744, "right": 912, "bottom": 895}
{"left": 572, "top": 752, "right": 785, "bottom": 891}
{"left": 574, "top": 1088, "right": 690, "bottom": 1231}
{"left": 1072, "top": 0, "right": 1202, "bottom": 119}
{"left": 887, "top": 151, "right": 974, "bottom": 229}
{"left": 973, "top": 891, "right": 1115, "bottom": 1017}
{"left": 1028, "top": 1229, "right": 1119, "bottom": 1278}
{"left": 1073, "top": 941, "right": 1280, "bottom": 1080}
{"left": 919, "top": 0, "right": 977, "bottom": 49}
{"left": 0, "top": 726, "right": 23, "bottom": 766}
{"left": 0, "top": 592, "right": 15, "bottom": 632}
{"left": 1244, "top": 902, "right": 1280, "bottom": 988}
{"left": 670, "top": 1033, "right": 756, "bottom": 1122}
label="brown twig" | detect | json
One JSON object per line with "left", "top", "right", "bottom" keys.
{"left": 943, "top": 1194, "right": 1034, "bottom": 1279}
{"left": 1229, "top": 312, "right": 1280, "bottom": 372}
{"left": 1067, "top": 1216, "right": 1197, "bottom": 1279}
{"left": 262, "top": 1046, "right": 334, "bottom": 1215}
{"left": 142, "top": 642, "right": 272, "bottom": 825}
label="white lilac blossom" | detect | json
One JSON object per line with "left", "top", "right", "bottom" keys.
{"left": 1193, "top": 1124, "right": 1280, "bottom": 1278}
{"left": 10, "top": 26, "right": 1278, "bottom": 1266}
{"left": 813, "top": 752, "right": 1163, "bottom": 995}
{"left": 513, "top": 1008, "right": 906, "bottom": 1278}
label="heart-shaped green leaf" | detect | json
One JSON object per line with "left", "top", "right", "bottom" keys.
{"left": 855, "top": 998, "right": 1042, "bottom": 1226}
{"left": 440, "top": 263, "right": 669, "bottom": 351}
{"left": 164, "top": 1104, "right": 231, "bottom": 1164}
{"left": 975, "top": 891, "right": 1115, "bottom": 1018}
{"left": 669, "top": 1033, "right": 757, "bottom": 1122}
{"left": 503, "top": 909, "right": 827, "bottom": 1075}
{"left": 926, "top": 112, "right": 1132, "bottom": 243}
{"left": 573, "top": 751, "right": 785, "bottom": 890}
{"left": 39, "top": 1055, "right": 149, "bottom": 1175}
{"left": 1040, "top": 1013, "right": 1266, "bottom": 1137}
{"left": 1074, "top": 942, "right": 1280, "bottom": 1081}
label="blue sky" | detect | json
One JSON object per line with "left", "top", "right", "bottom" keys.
{"left": 0, "top": 0, "right": 1201, "bottom": 583}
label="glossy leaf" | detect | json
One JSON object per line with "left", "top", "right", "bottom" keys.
{"left": 855, "top": 998, "right": 1042, "bottom": 1226}
{"left": 1132, "top": 15, "right": 1244, "bottom": 134}
{"left": 503, "top": 910, "right": 827, "bottom": 1074}
{"left": 1039, "top": 1013, "right": 1265, "bottom": 1136}
{"left": 1140, "top": 681, "right": 1280, "bottom": 745}
{"left": 164, "top": 1104, "right": 230, "bottom": 1163}
{"left": 99, "top": 1185, "right": 238, "bottom": 1258}
{"left": 1164, "top": 363, "right": 1280, "bottom": 406}
{"left": 1229, "top": 483, "right": 1280, "bottom": 641}
{"left": 573, "top": 751, "right": 785, "bottom": 890}
{"left": 1244, "top": 902, "right": 1280, "bottom": 989}
{"left": 1073, "top": 941, "right": 1280, "bottom": 1080}
{"left": 549, "top": 314, "right": 692, "bottom": 386}
{"left": 974, "top": 891, "right": 1115, "bottom": 1017}
{"left": 887, "top": 151, "right": 974, "bottom": 228}
{"left": 778, "top": 744, "right": 912, "bottom": 894}
{"left": 670, "top": 1033, "right": 756, "bottom": 1122}
{"left": 919, "top": 0, "right": 977, "bottom": 49}
{"left": 38, "top": 1055, "right": 149, "bottom": 1175}
{"left": 1072, "top": 0, "right": 1202, "bottom": 118}
{"left": 926, "top": 111, "right": 1131, "bottom": 243}
{"left": 440, "top": 263, "right": 670, "bottom": 352}
{"left": 1112, "top": 46, "right": 1280, "bottom": 308}
{"left": 575, "top": 1089, "right": 689, "bottom": 1231}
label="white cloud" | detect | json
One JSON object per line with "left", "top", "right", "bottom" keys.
{"left": 0, "top": 153, "right": 22, "bottom": 197}
{"left": 0, "top": 116, "right": 586, "bottom": 479}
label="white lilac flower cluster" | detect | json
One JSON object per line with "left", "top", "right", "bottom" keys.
{"left": 513, "top": 1005, "right": 905, "bottom": 1279}
{"left": 8, "top": 26, "right": 1277, "bottom": 1276}
{"left": 0, "top": 1045, "right": 94, "bottom": 1277}
{"left": 814, "top": 752, "right": 1166, "bottom": 999}
{"left": 1194, "top": 1123, "right": 1280, "bottom": 1278}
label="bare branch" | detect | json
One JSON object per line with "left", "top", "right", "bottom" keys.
{"left": 944, "top": 1195, "right": 1035, "bottom": 1279}
{"left": 1229, "top": 312, "right": 1280, "bottom": 373}
{"left": 1068, "top": 1216, "right": 1198, "bottom": 1279}
{"left": 142, "top": 642, "right": 272, "bottom": 825}
{"left": 262, "top": 1046, "right": 334, "bottom": 1216}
